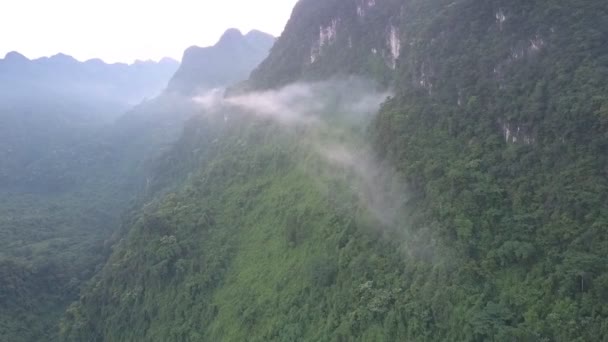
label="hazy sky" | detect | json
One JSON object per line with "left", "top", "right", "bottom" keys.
{"left": 0, "top": 0, "right": 299, "bottom": 63}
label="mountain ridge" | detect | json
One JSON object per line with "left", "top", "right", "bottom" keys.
{"left": 1, "top": 51, "right": 179, "bottom": 66}
{"left": 0, "top": 49, "right": 180, "bottom": 118}
{"left": 167, "top": 28, "right": 275, "bottom": 95}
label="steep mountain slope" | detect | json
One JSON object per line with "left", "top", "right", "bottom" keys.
{"left": 61, "top": 79, "right": 400, "bottom": 342}
{"left": 167, "top": 29, "right": 275, "bottom": 95}
{"left": 370, "top": 0, "right": 608, "bottom": 340}
{"left": 61, "top": 0, "right": 608, "bottom": 341}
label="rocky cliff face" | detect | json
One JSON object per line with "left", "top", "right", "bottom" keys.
{"left": 249, "top": 0, "right": 405, "bottom": 88}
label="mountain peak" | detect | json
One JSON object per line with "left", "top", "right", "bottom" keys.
{"left": 244, "top": 30, "right": 276, "bottom": 49}
{"left": 218, "top": 28, "right": 245, "bottom": 45}
{"left": 168, "top": 28, "right": 274, "bottom": 95}
{"left": 4, "top": 51, "right": 28, "bottom": 62}
{"left": 159, "top": 57, "right": 178, "bottom": 64}
{"left": 245, "top": 29, "right": 271, "bottom": 38}
{"left": 84, "top": 58, "right": 105, "bottom": 66}
{"left": 49, "top": 53, "right": 78, "bottom": 64}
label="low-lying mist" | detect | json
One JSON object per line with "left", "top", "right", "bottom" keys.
{"left": 192, "top": 78, "right": 409, "bottom": 232}
{"left": 194, "top": 78, "right": 388, "bottom": 126}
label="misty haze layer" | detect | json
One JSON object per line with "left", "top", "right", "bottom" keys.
{"left": 192, "top": 78, "right": 405, "bottom": 229}
{"left": 0, "top": 52, "right": 179, "bottom": 117}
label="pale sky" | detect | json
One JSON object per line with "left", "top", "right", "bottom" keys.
{"left": 0, "top": 0, "right": 299, "bottom": 63}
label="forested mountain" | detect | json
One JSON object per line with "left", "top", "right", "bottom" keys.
{"left": 167, "top": 29, "right": 275, "bottom": 95}
{"left": 58, "top": 0, "right": 608, "bottom": 341}
{"left": 3, "top": 0, "right": 607, "bottom": 341}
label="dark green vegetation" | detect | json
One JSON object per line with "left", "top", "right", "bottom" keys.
{"left": 5, "top": 0, "right": 608, "bottom": 341}
{"left": 371, "top": 0, "right": 608, "bottom": 339}
{"left": 0, "top": 102, "right": 144, "bottom": 341}
{"left": 60, "top": 80, "right": 401, "bottom": 341}
{"left": 0, "top": 191, "right": 129, "bottom": 341}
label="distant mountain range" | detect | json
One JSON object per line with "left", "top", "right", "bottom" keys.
{"left": 168, "top": 28, "right": 275, "bottom": 95}
{"left": 0, "top": 52, "right": 179, "bottom": 118}
{"left": 0, "top": 27, "right": 275, "bottom": 116}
